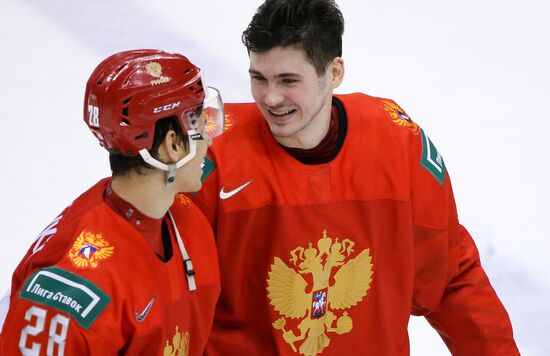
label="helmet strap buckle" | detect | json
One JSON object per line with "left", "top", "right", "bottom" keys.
{"left": 166, "top": 164, "right": 177, "bottom": 184}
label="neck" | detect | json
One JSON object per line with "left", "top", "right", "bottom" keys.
{"left": 111, "top": 172, "right": 174, "bottom": 219}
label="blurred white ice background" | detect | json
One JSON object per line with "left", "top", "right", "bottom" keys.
{"left": 0, "top": 0, "right": 548, "bottom": 354}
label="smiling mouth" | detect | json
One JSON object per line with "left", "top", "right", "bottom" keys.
{"left": 268, "top": 108, "right": 296, "bottom": 119}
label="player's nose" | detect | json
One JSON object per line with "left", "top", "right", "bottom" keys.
{"left": 263, "top": 86, "right": 285, "bottom": 107}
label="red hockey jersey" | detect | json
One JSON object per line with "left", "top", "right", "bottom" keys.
{"left": 0, "top": 178, "right": 220, "bottom": 355}
{"left": 193, "top": 94, "right": 519, "bottom": 355}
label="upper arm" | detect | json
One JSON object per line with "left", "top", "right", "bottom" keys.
{"left": 406, "top": 118, "right": 518, "bottom": 354}
{"left": 0, "top": 266, "right": 116, "bottom": 355}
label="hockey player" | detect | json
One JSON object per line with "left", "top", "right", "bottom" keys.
{"left": 0, "top": 49, "right": 224, "bottom": 355}
{"left": 192, "top": 0, "right": 520, "bottom": 355}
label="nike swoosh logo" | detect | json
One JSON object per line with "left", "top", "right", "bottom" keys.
{"left": 219, "top": 180, "right": 253, "bottom": 200}
{"left": 135, "top": 296, "right": 155, "bottom": 323}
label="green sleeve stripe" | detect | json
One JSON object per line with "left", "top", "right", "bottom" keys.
{"left": 20, "top": 266, "right": 111, "bottom": 329}
{"left": 201, "top": 156, "right": 216, "bottom": 183}
{"left": 419, "top": 128, "right": 446, "bottom": 185}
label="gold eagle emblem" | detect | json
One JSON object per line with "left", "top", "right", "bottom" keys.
{"left": 145, "top": 62, "right": 170, "bottom": 86}
{"left": 267, "top": 230, "right": 373, "bottom": 355}
{"left": 68, "top": 231, "right": 114, "bottom": 268}
{"left": 145, "top": 62, "right": 163, "bottom": 78}
{"left": 382, "top": 100, "right": 419, "bottom": 134}
{"left": 164, "top": 326, "right": 189, "bottom": 356}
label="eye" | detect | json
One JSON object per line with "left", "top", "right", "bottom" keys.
{"left": 251, "top": 75, "right": 267, "bottom": 82}
{"left": 282, "top": 78, "right": 298, "bottom": 84}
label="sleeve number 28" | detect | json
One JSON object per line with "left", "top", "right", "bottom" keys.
{"left": 19, "top": 306, "right": 69, "bottom": 356}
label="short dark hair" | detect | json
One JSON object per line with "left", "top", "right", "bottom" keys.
{"left": 109, "top": 116, "right": 188, "bottom": 177}
{"left": 242, "top": 0, "right": 344, "bottom": 75}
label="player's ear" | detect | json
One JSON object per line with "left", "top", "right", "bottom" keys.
{"left": 158, "top": 130, "right": 182, "bottom": 163}
{"left": 329, "top": 57, "right": 344, "bottom": 89}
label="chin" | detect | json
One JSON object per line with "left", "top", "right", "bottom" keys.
{"left": 177, "top": 180, "right": 201, "bottom": 194}
{"left": 187, "top": 181, "right": 202, "bottom": 193}
{"left": 194, "top": 181, "right": 203, "bottom": 191}
{"left": 267, "top": 122, "right": 298, "bottom": 138}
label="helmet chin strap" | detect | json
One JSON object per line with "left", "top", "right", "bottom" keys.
{"left": 138, "top": 130, "right": 198, "bottom": 184}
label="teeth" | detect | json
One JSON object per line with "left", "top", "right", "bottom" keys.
{"left": 270, "top": 109, "right": 294, "bottom": 116}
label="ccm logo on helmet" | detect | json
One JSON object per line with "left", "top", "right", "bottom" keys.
{"left": 153, "top": 102, "right": 181, "bottom": 114}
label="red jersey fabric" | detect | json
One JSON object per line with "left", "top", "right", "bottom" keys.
{"left": 0, "top": 178, "right": 220, "bottom": 355}
{"left": 193, "top": 94, "right": 519, "bottom": 355}
{"left": 103, "top": 182, "right": 164, "bottom": 257}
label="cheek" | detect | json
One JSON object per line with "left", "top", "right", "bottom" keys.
{"left": 196, "top": 141, "right": 209, "bottom": 159}
{"left": 250, "top": 83, "right": 263, "bottom": 101}
{"left": 286, "top": 86, "right": 309, "bottom": 108}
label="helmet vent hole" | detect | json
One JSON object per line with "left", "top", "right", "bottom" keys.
{"left": 121, "top": 97, "right": 131, "bottom": 118}
{"left": 120, "top": 119, "right": 131, "bottom": 126}
{"left": 189, "top": 85, "right": 203, "bottom": 94}
{"left": 184, "top": 69, "right": 191, "bottom": 74}
{"left": 97, "top": 80, "right": 103, "bottom": 86}
{"left": 134, "top": 132, "right": 148, "bottom": 140}
{"left": 114, "top": 64, "right": 127, "bottom": 75}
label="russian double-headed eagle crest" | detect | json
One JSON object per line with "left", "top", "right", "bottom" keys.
{"left": 164, "top": 326, "right": 189, "bottom": 356}
{"left": 145, "top": 62, "right": 162, "bottom": 78}
{"left": 146, "top": 62, "right": 170, "bottom": 86}
{"left": 267, "top": 230, "right": 373, "bottom": 355}
{"left": 382, "top": 100, "right": 419, "bottom": 135}
{"left": 68, "top": 231, "right": 114, "bottom": 268}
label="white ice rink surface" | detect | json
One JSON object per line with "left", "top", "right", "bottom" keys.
{"left": 0, "top": 0, "right": 549, "bottom": 354}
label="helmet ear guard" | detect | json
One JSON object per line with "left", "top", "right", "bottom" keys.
{"left": 84, "top": 50, "right": 225, "bottom": 183}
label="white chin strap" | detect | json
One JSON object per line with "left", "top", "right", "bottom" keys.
{"left": 138, "top": 130, "right": 198, "bottom": 184}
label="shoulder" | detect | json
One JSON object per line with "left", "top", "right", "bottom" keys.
{"left": 340, "top": 93, "right": 448, "bottom": 185}
{"left": 7, "top": 182, "right": 134, "bottom": 332}
{"left": 21, "top": 181, "right": 117, "bottom": 261}
{"left": 20, "top": 179, "right": 114, "bottom": 270}
{"left": 336, "top": 93, "right": 426, "bottom": 172}
{"left": 347, "top": 94, "right": 450, "bottom": 210}
{"left": 8, "top": 233, "right": 115, "bottom": 335}
{"left": 219, "top": 102, "right": 264, "bottom": 142}
{"left": 208, "top": 102, "right": 270, "bottom": 163}
{"left": 224, "top": 101, "right": 259, "bottom": 118}
{"left": 337, "top": 93, "right": 421, "bottom": 137}
{"left": 12, "top": 178, "right": 123, "bottom": 309}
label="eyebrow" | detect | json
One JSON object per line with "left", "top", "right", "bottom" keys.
{"left": 248, "top": 69, "right": 301, "bottom": 79}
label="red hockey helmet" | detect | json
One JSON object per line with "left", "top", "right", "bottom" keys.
{"left": 84, "top": 49, "right": 221, "bottom": 157}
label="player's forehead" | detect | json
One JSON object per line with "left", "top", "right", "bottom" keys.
{"left": 248, "top": 46, "right": 315, "bottom": 78}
